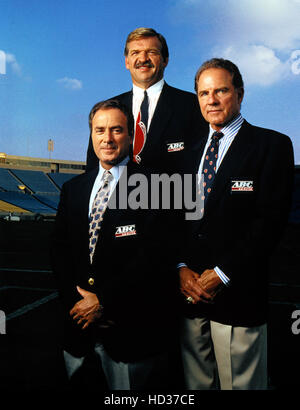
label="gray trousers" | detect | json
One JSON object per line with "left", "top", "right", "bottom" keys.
{"left": 181, "top": 316, "right": 268, "bottom": 390}
{"left": 64, "top": 343, "right": 173, "bottom": 390}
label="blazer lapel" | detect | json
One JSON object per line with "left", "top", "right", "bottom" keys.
{"left": 108, "top": 161, "right": 141, "bottom": 227}
{"left": 92, "top": 161, "right": 140, "bottom": 261}
{"left": 141, "top": 83, "right": 172, "bottom": 157}
{"left": 75, "top": 169, "right": 98, "bottom": 220}
{"left": 118, "top": 90, "right": 133, "bottom": 108}
{"left": 182, "top": 133, "right": 208, "bottom": 177}
{"left": 204, "top": 121, "right": 253, "bottom": 210}
{"left": 78, "top": 169, "right": 99, "bottom": 262}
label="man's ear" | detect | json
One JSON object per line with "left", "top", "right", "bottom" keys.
{"left": 238, "top": 87, "right": 244, "bottom": 104}
{"left": 125, "top": 56, "right": 130, "bottom": 70}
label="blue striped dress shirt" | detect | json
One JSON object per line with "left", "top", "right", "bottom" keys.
{"left": 201, "top": 113, "right": 244, "bottom": 285}
{"left": 179, "top": 114, "right": 244, "bottom": 285}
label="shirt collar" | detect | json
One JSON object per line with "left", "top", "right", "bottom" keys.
{"left": 208, "top": 113, "right": 244, "bottom": 139}
{"left": 98, "top": 156, "right": 129, "bottom": 182}
{"left": 132, "top": 79, "right": 164, "bottom": 99}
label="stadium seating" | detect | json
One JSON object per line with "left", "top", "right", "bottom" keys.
{"left": 10, "top": 169, "right": 60, "bottom": 194}
{"left": 47, "top": 172, "right": 77, "bottom": 189}
{"left": 0, "top": 169, "right": 78, "bottom": 215}
{"left": 0, "top": 169, "right": 22, "bottom": 192}
{"left": 0, "top": 191, "right": 56, "bottom": 214}
{"left": 33, "top": 194, "right": 60, "bottom": 210}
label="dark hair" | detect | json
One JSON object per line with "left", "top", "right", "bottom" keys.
{"left": 124, "top": 27, "right": 169, "bottom": 62}
{"left": 194, "top": 58, "right": 244, "bottom": 93}
{"left": 88, "top": 99, "right": 134, "bottom": 137}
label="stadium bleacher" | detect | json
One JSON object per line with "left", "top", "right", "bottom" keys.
{"left": 0, "top": 191, "right": 56, "bottom": 214}
{"left": 47, "top": 172, "right": 77, "bottom": 189}
{"left": 0, "top": 168, "right": 23, "bottom": 192}
{"left": 33, "top": 194, "right": 60, "bottom": 210}
{"left": 10, "top": 169, "right": 60, "bottom": 194}
{"left": 0, "top": 169, "right": 77, "bottom": 216}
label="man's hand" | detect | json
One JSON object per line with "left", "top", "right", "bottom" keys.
{"left": 70, "top": 286, "right": 103, "bottom": 329}
{"left": 179, "top": 266, "right": 213, "bottom": 304}
{"left": 196, "top": 269, "right": 223, "bottom": 298}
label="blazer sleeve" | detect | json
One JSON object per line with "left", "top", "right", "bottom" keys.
{"left": 51, "top": 183, "right": 81, "bottom": 311}
{"left": 217, "top": 132, "right": 295, "bottom": 281}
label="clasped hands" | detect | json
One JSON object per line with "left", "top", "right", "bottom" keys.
{"left": 70, "top": 286, "right": 113, "bottom": 330}
{"left": 179, "top": 266, "right": 223, "bottom": 304}
{"left": 70, "top": 267, "right": 222, "bottom": 328}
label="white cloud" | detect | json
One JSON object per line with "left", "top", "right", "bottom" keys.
{"left": 224, "top": 0, "right": 300, "bottom": 51}
{"left": 218, "top": 45, "right": 289, "bottom": 86}
{"left": 174, "top": 0, "right": 300, "bottom": 50}
{"left": 3, "top": 52, "right": 22, "bottom": 76}
{"left": 172, "top": 0, "right": 300, "bottom": 86}
{"left": 57, "top": 77, "right": 82, "bottom": 90}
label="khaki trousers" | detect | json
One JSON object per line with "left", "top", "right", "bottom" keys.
{"left": 181, "top": 316, "right": 268, "bottom": 390}
{"left": 64, "top": 343, "right": 173, "bottom": 390}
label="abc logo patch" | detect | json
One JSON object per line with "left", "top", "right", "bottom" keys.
{"left": 167, "top": 142, "right": 184, "bottom": 152}
{"left": 115, "top": 224, "right": 136, "bottom": 238}
{"left": 231, "top": 180, "right": 254, "bottom": 192}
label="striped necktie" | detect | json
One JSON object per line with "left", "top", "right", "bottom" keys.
{"left": 89, "top": 170, "right": 113, "bottom": 263}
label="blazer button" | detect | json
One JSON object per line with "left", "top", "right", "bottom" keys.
{"left": 88, "top": 277, "right": 95, "bottom": 286}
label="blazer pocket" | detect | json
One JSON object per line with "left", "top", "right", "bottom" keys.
{"left": 230, "top": 178, "right": 255, "bottom": 195}
{"left": 113, "top": 223, "right": 138, "bottom": 240}
{"left": 165, "top": 139, "right": 185, "bottom": 153}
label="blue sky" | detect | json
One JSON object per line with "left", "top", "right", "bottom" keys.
{"left": 0, "top": 0, "right": 299, "bottom": 163}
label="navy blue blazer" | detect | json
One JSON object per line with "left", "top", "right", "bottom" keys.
{"left": 51, "top": 161, "right": 180, "bottom": 360}
{"left": 181, "top": 120, "right": 294, "bottom": 326}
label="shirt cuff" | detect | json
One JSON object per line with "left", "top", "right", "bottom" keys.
{"left": 177, "top": 263, "right": 187, "bottom": 269}
{"left": 214, "top": 266, "right": 230, "bottom": 286}
{"left": 177, "top": 264, "right": 230, "bottom": 286}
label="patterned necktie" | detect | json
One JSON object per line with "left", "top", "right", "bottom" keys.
{"left": 200, "top": 131, "right": 224, "bottom": 207}
{"left": 133, "top": 90, "right": 148, "bottom": 163}
{"left": 89, "top": 170, "right": 113, "bottom": 263}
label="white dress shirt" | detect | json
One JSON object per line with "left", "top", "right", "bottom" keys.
{"left": 89, "top": 156, "right": 129, "bottom": 216}
{"left": 132, "top": 79, "right": 164, "bottom": 131}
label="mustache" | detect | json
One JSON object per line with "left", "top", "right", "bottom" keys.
{"left": 135, "top": 61, "right": 154, "bottom": 69}
{"left": 101, "top": 143, "right": 116, "bottom": 149}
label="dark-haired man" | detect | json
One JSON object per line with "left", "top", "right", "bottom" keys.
{"left": 86, "top": 27, "right": 207, "bottom": 173}
{"left": 52, "top": 99, "right": 179, "bottom": 390}
{"left": 179, "top": 58, "right": 294, "bottom": 390}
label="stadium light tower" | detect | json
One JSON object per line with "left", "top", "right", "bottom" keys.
{"left": 48, "top": 138, "right": 54, "bottom": 160}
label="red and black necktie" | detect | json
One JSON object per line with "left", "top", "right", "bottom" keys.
{"left": 133, "top": 91, "right": 148, "bottom": 163}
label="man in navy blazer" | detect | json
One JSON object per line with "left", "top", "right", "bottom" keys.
{"left": 52, "top": 99, "right": 179, "bottom": 390}
{"left": 86, "top": 27, "right": 207, "bottom": 173}
{"left": 179, "top": 58, "right": 294, "bottom": 389}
